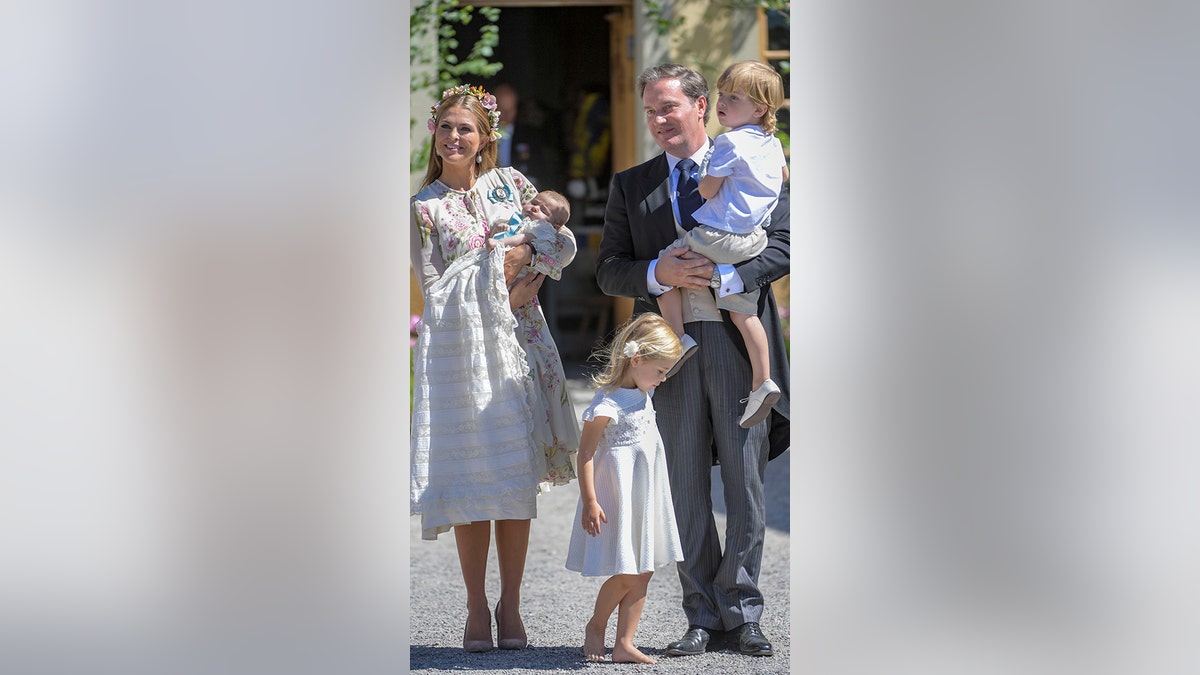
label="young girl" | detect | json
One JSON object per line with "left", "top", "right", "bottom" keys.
{"left": 565, "top": 313, "right": 685, "bottom": 664}
{"left": 656, "top": 60, "right": 789, "bottom": 429}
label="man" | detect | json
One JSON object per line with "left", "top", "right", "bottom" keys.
{"left": 494, "top": 83, "right": 559, "bottom": 191}
{"left": 596, "top": 63, "right": 790, "bottom": 657}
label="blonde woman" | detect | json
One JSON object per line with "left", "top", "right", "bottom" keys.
{"left": 410, "top": 84, "right": 580, "bottom": 652}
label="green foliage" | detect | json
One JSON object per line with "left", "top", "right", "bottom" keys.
{"left": 410, "top": 1, "right": 504, "bottom": 169}
{"left": 644, "top": 0, "right": 684, "bottom": 37}
{"left": 726, "top": 0, "right": 791, "bottom": 11}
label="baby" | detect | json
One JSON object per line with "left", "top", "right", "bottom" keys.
{"left": 490, "top": 189, "right": 571, "bottom": 248}
{"left": 488, "top": 190, "right": 573, "bottom": 288}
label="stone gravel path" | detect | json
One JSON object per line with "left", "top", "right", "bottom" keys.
{"left": 409, "top": 377, "right": 792, "bottom": 674}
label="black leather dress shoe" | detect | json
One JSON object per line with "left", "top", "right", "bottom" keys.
{"left": 665, "top": 626, "right": 714, "bottom": 656}
{"left": 730, "top": 622, "right": 774, "bottom": 656}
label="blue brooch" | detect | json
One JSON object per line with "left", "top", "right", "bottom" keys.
{"left": 488, "top": 184, "right": 513, "bottom": 204}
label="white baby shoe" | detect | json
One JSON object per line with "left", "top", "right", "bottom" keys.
{"left": 665, "top": 334, "right": 699, "bottom": 378}
{"left": 738, "top": 378, "right": 781, "bottom": 428}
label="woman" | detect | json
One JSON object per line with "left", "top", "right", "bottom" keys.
{"left": 410, "top": 84, "right": 580, "bottom": 652}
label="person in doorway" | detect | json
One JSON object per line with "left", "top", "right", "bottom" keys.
{"left": 494, "top": 83, "right": 559, "bottom": 191}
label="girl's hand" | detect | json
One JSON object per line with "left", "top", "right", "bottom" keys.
{"left": 581, "top": 499, "right": 607, "bottom": 537}
{"left": 508, "top": 272, "right": 544, "bottom": 310}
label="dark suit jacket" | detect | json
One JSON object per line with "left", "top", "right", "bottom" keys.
{"left": 595, "top": 152, "right": 791, "bottom": 461}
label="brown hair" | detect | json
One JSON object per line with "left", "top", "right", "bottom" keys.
{"left": 420, "top": 93, "right": 500, "bottom": 190}
{"left": 591, "top": 313, "right": 682, "bottom": 390}
{"left": 716, "top": 61, "right": 785, "bottom": 134}
{"left": 636, "top": 63, "right": 711, "bottom": 125}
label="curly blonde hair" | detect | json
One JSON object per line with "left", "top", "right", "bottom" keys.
{"left": 716, "top": 61, "right": 785, "bottom": 135}
{"left": 591, "top": 313, "right": 682, "bottom": 390}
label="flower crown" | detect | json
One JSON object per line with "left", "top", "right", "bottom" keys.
{"left": 427, "top": 84, "right": 503, "bottom": 141}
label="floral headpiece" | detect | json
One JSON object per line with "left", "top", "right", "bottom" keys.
{"left": 622, "top": 340, "right": 640, "bottom": 358}
{"left": 427, "top": 84, "right": 503, "bottom": 141}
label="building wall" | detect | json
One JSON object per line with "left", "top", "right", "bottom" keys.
{"left": 632, "top": 0, "right": 765, "bottom": 164}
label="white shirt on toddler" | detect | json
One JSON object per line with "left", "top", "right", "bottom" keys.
{"left": 691, "top": 124, "right": 785, "bottom": 235}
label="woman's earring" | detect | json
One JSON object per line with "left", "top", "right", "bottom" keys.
{"left": 476, "top": 153, "right": 482, "bottom": 164}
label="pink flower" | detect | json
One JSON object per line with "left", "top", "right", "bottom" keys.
{"left": 467, "top": 234, "right": 485, "bottom": 250}
{"left": 427, "top": 118, "right": 435, "bottom": 133}
{"left": 481, "top": 94, "right": 497, "bottom": 110}
{"left": 410, "top": 315, "right": 423, "bottom": 333}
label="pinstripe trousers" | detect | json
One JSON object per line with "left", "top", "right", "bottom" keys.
{"left": 653, "top": 320, "right": 771, "bottom": 631}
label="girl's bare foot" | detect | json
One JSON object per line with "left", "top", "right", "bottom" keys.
{"left": 583, "top": 619, "right": 607, "bottom": 662}
{"left": 612, "top": 642, "right": 656, "bottom": 664}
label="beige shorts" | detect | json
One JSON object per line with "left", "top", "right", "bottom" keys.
{"left": 664, "top": 224, "right": 766, "bottom": 315}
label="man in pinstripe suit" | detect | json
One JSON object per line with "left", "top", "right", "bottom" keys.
{"left": 596, "top": 64, "right": 790, "bottom": 657}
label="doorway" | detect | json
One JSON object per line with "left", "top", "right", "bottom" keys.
{"left": 453, "top": 3, "right": 634, "bottom": 363}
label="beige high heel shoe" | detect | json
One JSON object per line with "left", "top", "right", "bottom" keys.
{"left": 495, "top": 600, "right": 527, "bottom": 650}
{"left": 462, "top": 611, "right": 494, "bottom": 652}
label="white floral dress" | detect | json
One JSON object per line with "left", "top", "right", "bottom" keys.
{"left": 411, "top": 167, "right": 580, "bottom": 540}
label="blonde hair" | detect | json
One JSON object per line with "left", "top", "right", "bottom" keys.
{"left": 716, "top": 61, "right": 785, "bottom": 135}
{"left": 420, "top": 94, "right": 500, "bottom": 190}
{"left": 591, "top": 313, "right": 682, "bottom": 389}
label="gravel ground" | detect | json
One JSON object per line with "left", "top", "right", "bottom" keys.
{"left": 409, "top": 378, "right": 792, "bottom": 674}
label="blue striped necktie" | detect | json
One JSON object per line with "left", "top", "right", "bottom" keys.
{"left": 676, "top": 158, "right": 702, "bottom": 230}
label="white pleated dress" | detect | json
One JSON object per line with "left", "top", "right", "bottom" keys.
{"left": 566, "top": 387, "right": 683, "bottom": 577}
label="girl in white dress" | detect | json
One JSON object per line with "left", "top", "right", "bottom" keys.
{"left": 566, "top": 313, "right": 685, "bottom": 663}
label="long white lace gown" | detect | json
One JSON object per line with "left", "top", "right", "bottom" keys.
{"left": 410, "top": 167, "right": 580, "bottom": 541}
{"left": 566, "top": 387, "right": 683, "bottom": 576}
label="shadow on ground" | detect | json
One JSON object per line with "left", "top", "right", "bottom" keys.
{"left": 410, "top": 646, "right": 592, "bottom": 671}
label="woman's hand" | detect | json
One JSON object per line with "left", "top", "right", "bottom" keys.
{"left": 503, "top": 242, "right": 534, "bottom": 285}
{"left": 581, "top": 499, "right": 607, "bottom": 537}
{"left": 508, "top": 272, "right": 544, "bottom": 310}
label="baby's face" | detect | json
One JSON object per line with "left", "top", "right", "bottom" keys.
{"left": 523, "top": 201, "right": 550, "bottom": 221}
{"left": 524, "top": 198, "right": 568, "bottom": 226}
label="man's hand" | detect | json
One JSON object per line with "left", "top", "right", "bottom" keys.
{"left": 503, "top": 243, "right": 533, "bottom": 285}
{"left": 508, "top": 272, "right": 544, "bottom": 310}
{"left": 655, "top": 246, "right": 715, "bottom": 290}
